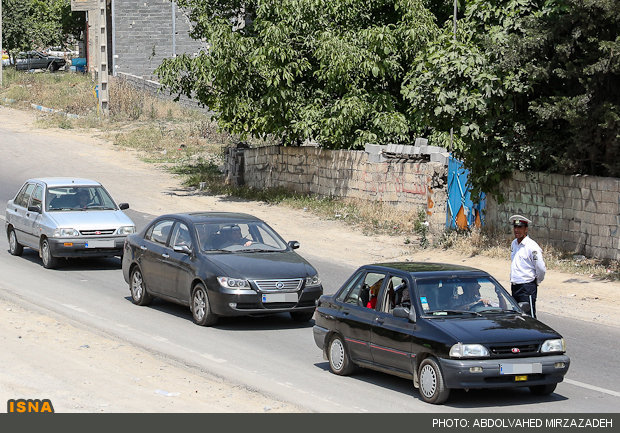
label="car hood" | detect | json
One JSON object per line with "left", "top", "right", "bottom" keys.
{"left": 48, "top": 210, "right": 134, "bottom": 230}
{"left": 429, "top": 314, "right": 561, "bottom": 344}
{"left": 205, "top": 251, "right": 317, "bottom": 279}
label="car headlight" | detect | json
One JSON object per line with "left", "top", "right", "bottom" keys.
{"left": 305, "top": 275, "right": 321, "bottom": 287}
{"left": 541, "top": 338, "right": 565, "bottom": 353}
{"left": 217, "top": 277, "right": 251, "bottom": 289}
{"left": 449, "top": 343, "right": 489, "bottom": 358}
{"left": 53, "top": 228, "right": 79, "bottom": 237}
{"left": 117, "top": 226, "right": 136, "bottom": 235}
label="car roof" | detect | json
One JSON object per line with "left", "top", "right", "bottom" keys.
{"left": 28, "top": 177, "right": 102, "bottom": 187}
{"left": 363, "top": 262, "right": 488, "bottom": 278}
{"left": 155, "top": 212, "right": 263, "bottom": 224}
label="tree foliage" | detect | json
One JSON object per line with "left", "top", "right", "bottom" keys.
{"left": 404, "top": 0, "right": 620, "bottom": 198}
{"left": 2, "top": 0, "right": 84, "bottom": 55}
{"left": 157, "top": 0, "right": 438, "bottom": 148}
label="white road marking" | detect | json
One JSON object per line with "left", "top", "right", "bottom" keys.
{"left": 201, "top": 353, "right": 226, "bottom": 363}
{"left": 565, "top": 378, "right": 620, "bottom": 398}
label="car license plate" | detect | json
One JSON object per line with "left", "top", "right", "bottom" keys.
{"left": 500, "top": 363, "right": 542, "bottom": 375}
{"left": 262, "top": 293, "right": 298, "bottom": 303}
{"left": 85, "top": 239, "right": 115, "bottom": 248}
{"left": 515, "top": 375, "right": 528, "bottom": 381}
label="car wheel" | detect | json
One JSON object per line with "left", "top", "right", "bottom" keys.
{"left": 47, "top": 62, "right": 56, "bottom": 72}
{"left": 8, "top": 228, "right": 24, "bottom": 256}
{"left": 130, "top": 267, "right": 152, "bottom": 306}
{"left": 328, "top": 334, "right": 355, "bottom": 376}
{"left": 529, "top": 383, "right": 557, "bottom": 396}
{"left": 191, "top": 284, "right": 218, "bottom": 326}
{"left": 40, "top": 238, "right": 59, "bottom": 269}
{"left": 418, "top": 357, "right": 450, "bottom": 404}
{"left": 290, "top": 310, "right": 314, "bottom": 322}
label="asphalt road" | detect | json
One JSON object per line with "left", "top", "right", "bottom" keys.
{"left": 1, "top": 127, "right": 619, "bottom": 412}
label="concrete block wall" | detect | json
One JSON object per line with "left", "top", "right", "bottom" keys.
{"left": 241, "top": 146, "right": 448, "bottom": 227}
{"left": 116, "top": 72, "right": 211, "bottom": 112}
{"left": 486, "top": 172, "right": 620, "bottom": 260}
{"left": 113, "top": 0, "right": 205, "bottom": 79}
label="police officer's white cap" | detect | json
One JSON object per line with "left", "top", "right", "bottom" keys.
{"left": 509, "top": 215, "right": 531, "bottom": 227}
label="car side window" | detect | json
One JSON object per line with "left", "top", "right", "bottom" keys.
{"left": 15, "top": 183, "right": 35, "bottom": 208}
{"left": 379, "top": 276, "right": 407, "bottom": 313}
{"left": 336, "top": 272, "right": 364, "bottom": 303}
{"left": 145, "top": 220, "right": 174, "bottom": 245}
{"left": 338, "top": 271, "right": 386, "bottom": 308}
{"left": 29, "top": 185, "right": 43, "bottom": 209}
{"left": 171, "top": 223, "right": 192, "bottom": 249}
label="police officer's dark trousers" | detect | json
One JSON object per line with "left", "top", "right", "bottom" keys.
{"left": 511, "top": 281, "right": 538, "bottom": 317}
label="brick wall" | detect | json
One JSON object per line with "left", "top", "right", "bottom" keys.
{"left": 113, "top": 0, "right": 205, "bottom": 79}
{"left": 486, "top": 172, "right": 620, "bottom": 260}
{"left": 239, "top": 146, "right": 448, "bottom": 227}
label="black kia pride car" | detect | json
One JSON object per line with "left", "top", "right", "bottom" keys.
{"left": 313, "top": 263, "right": 570, "bottom": 404}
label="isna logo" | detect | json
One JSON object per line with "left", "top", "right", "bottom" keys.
{"left": 7, "top": 399, "right": 55, "bottom": 413}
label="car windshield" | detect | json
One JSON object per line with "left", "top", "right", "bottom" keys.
{"left": 194, "top": 221, "right": 288, "bottom": 252}
{"left": 46, "top": 186, "right": 117, "bottom": 211}
{"left": 415, "top": 276, "right": 520, "bottom": 316}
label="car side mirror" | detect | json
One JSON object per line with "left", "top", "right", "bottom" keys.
{"left": 173, "top": 245, "right": 192, "bottom": 255}
{"left": 118, "top": 203, "right": 129, "bottom": 210}
{"left": 28, "top": 205, "right": 42, "bottom": 213}
{"left": 393, "top": 306, "right": 416, "bottom": 323}
{"left": 518, "top": 302, "right": 531, "bottom": 315}
{"left": 288, "top": 241, "right": 300, "bottom": 250}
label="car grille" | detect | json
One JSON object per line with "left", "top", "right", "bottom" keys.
{"left": 489, "top": 343, "right": 540, "bottom": 357}
{"left": 79, "top": 229, "right": 116, "bottom": 236}
{"left": 252, "top": 278, "right": 303, "bottom": 292}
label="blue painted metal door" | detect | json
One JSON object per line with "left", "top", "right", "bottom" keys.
{"left": 446, "top": 156, "right": 486, "bottom": 229}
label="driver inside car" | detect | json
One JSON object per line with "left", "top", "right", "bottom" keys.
{"left": 455, "top": 281, "right": 493, "bottom": 310}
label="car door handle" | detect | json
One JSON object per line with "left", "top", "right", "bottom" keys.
{"left": 375, "top": 317, "right": 384, "bottom": 324}
{"left": 162, "top": 253, "right": 169, "bottom": 259}
{"left": 140, "top": 246, "right": 147, "bottom": 250}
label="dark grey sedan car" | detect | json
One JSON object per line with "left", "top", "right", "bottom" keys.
{"left": 122, "top": 212, "right": 323, "bottom": 326}
{"left": 15, "top": 51, "right": 66, "bottom": 71}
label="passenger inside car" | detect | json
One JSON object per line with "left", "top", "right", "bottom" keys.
{"left": 366, "top": 278, "right": 384, "bottom": 309}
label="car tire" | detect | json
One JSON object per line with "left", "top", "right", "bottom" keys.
{"left": 40, "top": 238, "right": 59, "bottom": 269}
{"left": 290, "top": 310, "right": 314, "bottom": 322}
{"left": 191, "top": 283, "right": 218, "bottom": 326}
{"left": 418, "top": 357, "right": 450, "bottom": 404}
{"left": 130, "top": 266, "right": 152, "bottom": 306}
{"left": 47, "top": 62, "right": 56, "bottom": 72}
{"left": 328, "top": 334, "right": 356, "bottom": 376}
{"left": 8, "top": 228, "right": 24, "bottom": 256}
{"left": 529, "top": 383, "right": 557, "bottom": 396}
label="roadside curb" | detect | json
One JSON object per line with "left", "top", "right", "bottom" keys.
{"left": 30, "top": 103, "right": 80, "bottom": 119}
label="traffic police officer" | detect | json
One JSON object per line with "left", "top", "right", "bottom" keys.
{"left": 510, "top": 215, "right": 546, "bottom": 317}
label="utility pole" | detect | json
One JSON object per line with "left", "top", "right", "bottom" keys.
{"left": 97, "top": 0, "right": 109, "bottom": 115}
{"left": 1, "top": 0, "right": 3, "bottom": 88}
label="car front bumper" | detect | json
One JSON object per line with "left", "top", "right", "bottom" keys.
{"left": 439, "top": 354, "right": 570, "bottom": 390}
{"left": 208, "top": 284, "right": 323, "bottom": 316}
{"left": 47, "top": 236, "right": 125, "bottom": 258}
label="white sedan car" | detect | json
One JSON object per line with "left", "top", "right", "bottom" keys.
{"left": 5, "top": 178, "right": 135, "bottom": 268}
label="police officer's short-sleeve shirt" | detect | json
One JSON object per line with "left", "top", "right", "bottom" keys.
{"left": 510, "top": 236, "right": 546, "bottom": 284}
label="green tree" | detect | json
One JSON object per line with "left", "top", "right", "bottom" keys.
{"left": 157, "top": 0, "right": 438, "bottom": 148}
{"left": 2, "top": 0, "right": 84, "bottom": 55}
{"left": 403, "top": 0, "right": 620, "bottom": 198}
